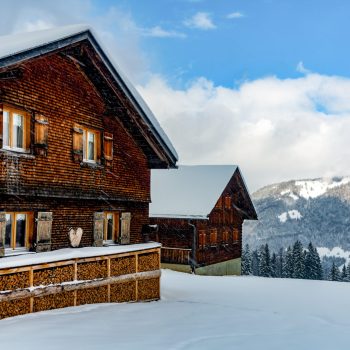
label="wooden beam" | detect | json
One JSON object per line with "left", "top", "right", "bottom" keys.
{"left": 0, "top": 270, "right": 160, "bottom": 302}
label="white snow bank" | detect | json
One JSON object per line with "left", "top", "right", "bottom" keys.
{"left": 1, "top": 270, "right": 350, "bottom": 349}
{"left": 317, "top": 246, "right": 350, "bottom": 266}
{"left": 280, "top": 189, "right": 299, "bottom": 200}
{"left": 295, "top": 177, "right": 350, "bottom": 199}
{"left": 278, "top": 210, "right": 302, "bottom": 223}
{"left": 0, "top": 243, "right": 160, "bottom": 269}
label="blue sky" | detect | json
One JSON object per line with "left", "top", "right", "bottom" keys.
{"left": 89, "top": 0, "right": 350, "bottom": 87}
{"left": 2, "top": 0, "right": 350, "bottom": 190}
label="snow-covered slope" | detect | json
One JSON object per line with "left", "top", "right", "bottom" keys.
{"left": 244, "top": 176, "right": 350, "bottom": 251}
{"left": 1, "top": 270, "right": 350, "bottom": 350}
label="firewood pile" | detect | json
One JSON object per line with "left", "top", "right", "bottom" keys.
{"left": 77, "top": 261, "right": 107, "bottom": 280}
{"left": 0, "top": 272, "right": 29, "bottom": 291}
{"left": 33, "top": 265, "right": 74, "bottom": 286}
{"left": 0, "top": 298, "right": 30, "bottom": 319}
{"left": 110, "top": 256, "right": 136, "bottom": 276}
{"left": 110, "top": 281, "right": 136, "bottom": 303}
{"left": 76, "top": 286, "right": 108, "bottom": 305}
{"left": 138, "top": 278, "right": 160, "bottom": 300}
{"left": 34, "top": 291, "right": 75, "bottom": 312}
{"left": 138, "top": 253, "right": 159, "bottom": 272}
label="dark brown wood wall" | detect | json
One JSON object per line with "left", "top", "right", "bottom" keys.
{"left": 1, "top": 195, "right": 148, "bottom": 250}
{"left": 0, "top": 53, "right": 150, "bottom": 202}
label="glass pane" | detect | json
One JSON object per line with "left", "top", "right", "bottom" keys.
{"left": 88, "top": 132, "right": 95, "bottom": 160}
{"left": 16, "top": 214, "right": 26, "bottom": 248}
{"left": 13, "top": 113, "right": 24, "bottom": 149}
{"left": 106, "top": 214, "right": 114, "bottom": 240}
{"left": 3, "top": 111, "right": 10, "bottom": 147}
{"left": 4, "top": 214, "right": 12, "bottom": 248}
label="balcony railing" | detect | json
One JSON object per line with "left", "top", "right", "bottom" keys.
{"left": 161, "top": 247, "right": 191, "bottom": 265}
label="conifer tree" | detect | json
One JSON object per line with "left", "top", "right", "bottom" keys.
{"left": 259, "top": 244, "right": 271, "bottom": 277}
{"left": 341, "top": 265, "right": 347, "bottom": 282}
{"left": 276, "top": 248, "right": 284, "bottom": 278}
{"left": 292, "top": 240, "right": 305, "bottom": 279}
{"left": 283, "top": 246, "right": 294, "bottom": 278}
{"left": 270, "top": 252, "right": 277, "bottom": 278}
{"left": 241, "top": 244, "right": 252, "bottom": 275}
{"left": 251, "top": 249, "right": 260, "bottom": 276}
{"left": 345, "top": 263, "right": 350, "bottom": 282}
{"left": 314, "top": 247, "right": 323, "bottom": 280}
{"left": 329, "top": 261, "right": 341, "bottom": 281}
{"left": 304, "top": 242, "right": 320, "bottom": 280}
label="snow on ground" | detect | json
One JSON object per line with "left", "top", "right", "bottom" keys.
{"left": 278, "top": 209, "right": 302, "bottom": 223}
{"left": 295, "top": 177, "right": 350, "bottom": 199}
{"left": 317, "top": 246, "right": 350, "bottom": 266}
{"left": 1, "top": 270, "right": 350, "bottom": 349}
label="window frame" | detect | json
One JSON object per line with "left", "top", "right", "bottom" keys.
{"left": 2, "top": 106, "right": 30, "bottom": 153}
{"left": 103, "top": 212, "right": 120, "bottom": 243}
{"left": 4, "top": 212, "right": 33, "bottom": 251}
{"left": 82, "top": 128, "right": 99, "bottom": 163}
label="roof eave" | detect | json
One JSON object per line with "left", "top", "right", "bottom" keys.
{"left": 0, "top": 29, "right": 178, "bottom": 169}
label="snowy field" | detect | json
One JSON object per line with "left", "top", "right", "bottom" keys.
{"left": 1, "top": 270, "right": 350, "bottom": 350}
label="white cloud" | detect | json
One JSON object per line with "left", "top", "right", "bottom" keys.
{"left": 184, "top": 12, "right": 216, "bottom": 30}
{"left": 137, "top": 74, "right": 350, "bottom": 192}
{"left": 296, "top": 61, "right": 312, "bottom": 75}
{"left": 227, "top": 12, "right": 244, "bottom": 19}
{"left": 142, "top": 26, "right": 186, "bottom": 38}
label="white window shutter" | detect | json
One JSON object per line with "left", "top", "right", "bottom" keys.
{"left": 0, "top": 213, "right": 5, "bottom": 257}
{"left": 36, "top": 212, "right": 53, "bottom": 252}
{"left": 120, "top": 212, "right": 131, "bottom": 245}
{"left": 93, "top": 212, "right": 104, "bottom": 247}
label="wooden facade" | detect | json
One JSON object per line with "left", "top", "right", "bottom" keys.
{"left": 0, "top": 26, "right": 177, "bottom": 257}
{"left": 149, "top": 167, "right": 257, "bottom": 275}
{"left": 0, "top": 25, "right": 177, "bottom": 316}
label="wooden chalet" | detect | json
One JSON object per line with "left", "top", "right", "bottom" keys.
{"left": 149, "top": 165, "right": 257, "bottom": 275}
{"left": 0, "top": 24, "right": 177, "bottom": 318}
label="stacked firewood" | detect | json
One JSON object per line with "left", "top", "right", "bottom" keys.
{"left": 0, "top": 272, "right": 29, "bottom": 291}
{"left": 0, "top": 298, "right": 30, "bottom": 319}
{"left": 110, "top": 281, "right": 136, "bottom": 303}
{"left": 138, "top": 278, "right": 160, "bottom": 301}
{"left": 33, "top": 265, "right": 74, "bottom": 286}
{"left": 76, "top": 286, "right": 108, "bottom": 305}
{"left": 138, "top": 253, "right": 159, "bottom": 272}
{"left": 110, "top": 256, "right": 136, "bottom": 276}
{"left": 34, "top": 291, "right": 75, "bottom": 312}
{"left": 77, "top": 261, "right": 107, "bottom": 280}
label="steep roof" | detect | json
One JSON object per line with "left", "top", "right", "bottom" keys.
{"left": 0, "top": 24, "right": 178, "bottom": 168}
{"left": 150, "top": 165, "right": 256, "bottom": 219}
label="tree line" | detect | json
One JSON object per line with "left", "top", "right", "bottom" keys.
{"left": 242, "top": 241, "right": 350, "bottom": 282}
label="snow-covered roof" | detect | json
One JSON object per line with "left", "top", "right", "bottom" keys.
{"left": 0, "top": 24, "right": 178, "bottom": 167}
{"left": 150, "top": 165, "right": 238, "bottom": 218}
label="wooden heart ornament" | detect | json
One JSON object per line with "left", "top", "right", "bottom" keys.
{"left": 68, "top": 227, "right": 83, "bottom": 248}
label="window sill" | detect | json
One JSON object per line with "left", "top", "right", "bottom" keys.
{"left": 0, "top": 148, "right": 34, "bottom": 159}
{"left": 103, "top": 241, "right": 120, "bottom": 247}
{"left": 4, "top": 249, "right": 35, "bottom": 257}
{"left": 80, "top": 161, "right": 103, "bottom": 169}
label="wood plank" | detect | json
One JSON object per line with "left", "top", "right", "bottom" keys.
{"left": 0, "top": 270, "right": 160, "bottom": 302}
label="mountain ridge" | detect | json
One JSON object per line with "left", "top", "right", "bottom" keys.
{"left": 244, "top": 176, "right": 350, "bottom": 252}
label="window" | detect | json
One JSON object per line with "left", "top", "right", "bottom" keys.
{"left": 198, "top": 230, "right": 206, "bottom": 248}
{"left": 224, "top": 195, "right": 232, "bottom": 209}
{"left": 4, "top": 212, "right": 33, "bottom": 250}
{"left": 104, "top": 212, "right": 120, "bottom": 243}
{"left": 2, "top": 106, "right": 30, "bottom": 152}
{"left": 72, "top": 124, "right": 101, "bottom": 164}
{"left": 233, "top": 228, "right": 240, "bottom": 242}
{"left": 83, "top": 129, "right": 97, "bottom": 162}
{"left": 210, "top": 228, "right": 217, "bottom": 245}
{"left": 222, "top": 230, "right": 229, "bottom": 243}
